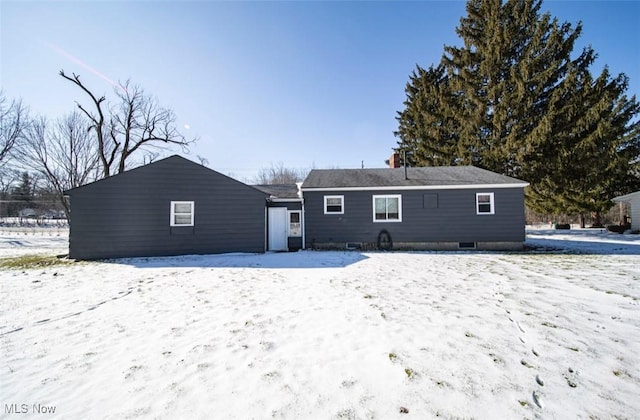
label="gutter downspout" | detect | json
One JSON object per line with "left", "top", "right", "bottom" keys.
{"left": 301, "top": 196, "right": 306, "bottom": 250}
{"left": 264, "top": 203, "right": 268, "bottom": 252}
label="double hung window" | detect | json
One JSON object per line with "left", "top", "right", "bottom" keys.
{"left": 324, "top": 195, "right": 344, "bottom": 214}
{"left": 476, "top": 193, "right": 495, "bottom": 215}
{"left": 170, "top": 201, "right": 194, "bottom": 226}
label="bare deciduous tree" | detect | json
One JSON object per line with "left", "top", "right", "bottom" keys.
{"left": 60, "top": 70, "right": 195, "bottom": 177}
{"left": 0, "top": 91, "right": 28, "bottom": 165}
{"left": 16, "top": 112, "right": 100, "bottom": 219}
{"left": 253, "top": 162, "right": 308, "bottom": 185}
{"left": 0, "top": 168, "right": 21, "bottom": 217}
{"left": 196, "top": 155, "right": 209, "bottom": 167}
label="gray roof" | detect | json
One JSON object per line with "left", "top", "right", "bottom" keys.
{"left": 301, "top": 166, "right": 528, "bottom": 189}
{"left": 613, "top": 191, "right": 640, "bottom": 203}
{"left": 253, "top": 184, "right": 301, "bottom": 199}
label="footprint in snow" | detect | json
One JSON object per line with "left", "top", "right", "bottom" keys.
{"left": 532, "top": 390, "right": 543, "bottom": 408}
{"left": 563, "top": 367, "right": 579, "bottom": 388}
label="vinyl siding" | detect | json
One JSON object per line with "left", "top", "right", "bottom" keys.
{"left": 303, "top": 188, "right": 525, "bottom": 247}
{"left": 625, "top": 196, "right": 640, "bottom": 231}
{"left": 267, "top": 201, "right": 303, "bottom": 250}
{"left": 67, "top": 156, "right": 267, "bottom": 259}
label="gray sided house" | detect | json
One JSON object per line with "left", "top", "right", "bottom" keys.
{"left": 612, "top": 191, "right": 640, "bottom": 231}
{"left": 65, "top": 155, "right": 269, "bottom": 259}
{"left": 254, "top": 184, "right": 304, "bottom": 252}
{"left": 301, "top": 166, "right": 529, "bottom": 251}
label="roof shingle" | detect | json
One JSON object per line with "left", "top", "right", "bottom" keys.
{"left": 301, "top": 166, "right": 528, "bottom": 189}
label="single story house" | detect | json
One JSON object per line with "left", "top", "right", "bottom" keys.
{"left": 253, "top": 183, "right": 304, "bottom": 252}
{"left": 301, "top": 162, "right": 529, "bottom": 251}
{"left": 64, "top": 155, "right": 270, "bottom": 259}
{"left": 65, "top": 154, "right": 529, "bottom": 259}
{"left": 612, "top": 191, "right": 639, "bottom": 231}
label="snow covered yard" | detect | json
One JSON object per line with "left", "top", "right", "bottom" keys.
{"left": 1, "top": 229, "right": 639, "bottom": 419}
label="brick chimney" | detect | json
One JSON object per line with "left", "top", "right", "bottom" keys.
{"left": 389, "top": 152, "right": 401, "bottom": 168}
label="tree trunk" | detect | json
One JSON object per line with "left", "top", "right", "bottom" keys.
{"left": 592, "top": 212, "right": 603, "bottom": 227}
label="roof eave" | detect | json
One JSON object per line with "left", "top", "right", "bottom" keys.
{"left": 301, "top": 182, "right": 530, "bottom": 192}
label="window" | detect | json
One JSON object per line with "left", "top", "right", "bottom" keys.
{"left": 476, "top": 193, "right": 494, "bottom": 215}
{"left": 324, "top": 195, "right": 344, "bottom": 214}
{"left": 288, "top": 210, "right": 302, "bottom": 237}
{"left": 170, "top": 201, "right": 194, "bottom": 226}
{"left": 373, "top": 195, "right": 402, "bottom": 222}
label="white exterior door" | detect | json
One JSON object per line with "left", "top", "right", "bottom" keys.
{"left": 268, "top": 207, "right": 288, "bottom": 251}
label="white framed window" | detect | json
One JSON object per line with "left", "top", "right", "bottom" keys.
{"left": 373, "top": 195, "right": 402, "bottom": 222}
{"left": 476, "top": 193, "right": 495, "bottom": 215}
{"left": 288, "top": 210, "right": 302, "bottom": 237}
{"left": 324, "top": 195, "right": 344, "bottom": 214}
{"left": 170, "top": 201, "right": 194, "bottom": 226}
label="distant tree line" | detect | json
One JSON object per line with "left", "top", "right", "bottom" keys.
{"left": 0, "top": 71, "right": 196, "bottom": 220}
{"left": 395, "top": 0, "right": 639, "bottom": 227}
{"left": 252, "top": 162, "right": 309, "bottom": 185}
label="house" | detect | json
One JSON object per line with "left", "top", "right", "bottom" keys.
{"left": 65, "top": 154, "right": 530, "bottom": 259}
{"left": 300, "top": 155, "right": 529, "bottom": 251}
{"left": 64, "top": 155, "right": 270, "bottom": 260}
{"left": 612, "top": 191, "right": 639, "bottom": 231}
{"left": 253, "top": 184, "right": 304, "bottom": 252}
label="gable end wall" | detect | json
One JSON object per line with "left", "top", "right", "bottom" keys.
{"left": 68, "top": 158, "right": 267, "bottom": 259}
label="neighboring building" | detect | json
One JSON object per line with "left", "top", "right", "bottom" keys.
{"left": 254, "top": 184, "right": 304, "bottom": 252}
{"left": 612, "top": 191, "right": 640, "bottom": 231}
{"left": 64, "top": 155, "right": 269, "bottom": 259}
{"left": 301, "top": 156, "right": 529, "bottom": 251}
{"left": 18, "top": 208, "right": 38, "bottom": 218}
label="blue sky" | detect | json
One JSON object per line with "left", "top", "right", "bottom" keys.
{"left": 1, "top": 1, "right": 639, "bottom": 181}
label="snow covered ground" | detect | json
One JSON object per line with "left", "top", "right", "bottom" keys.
{"left": 1, "top": 228, "right": 638, "bottom": 419}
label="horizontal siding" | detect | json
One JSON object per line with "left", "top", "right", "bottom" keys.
{"left": 68, "top": 157, "right": 267, "bottom": 259}
{"left": 304, "top": 188, "right": 525, "bottom": 247}
{"left": 629, "top": 197, "right": 640, "bottom": 231}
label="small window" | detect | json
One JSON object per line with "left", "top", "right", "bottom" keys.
{"left": 476, "top": 193, "right": 494, "bottom": 215}
{"left": 171, "top": 201, "right": 194, "bottom": 226}
{"left": 324, "top": 195, "right": 344, "bottom": 214}
{"left": 288, "top": 210, "right": 302, "bottom": 237}
{"left": 373, "top": 195, "right": 402, "bottom": 222}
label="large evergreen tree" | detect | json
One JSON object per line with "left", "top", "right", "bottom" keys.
{"left": 395, "top": 0, "right": 640, "bottom": 219}
{"left": 395, "top": 64, "right": 461, "bottom": 167}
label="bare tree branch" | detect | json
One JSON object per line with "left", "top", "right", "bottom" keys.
{"left": 59, "top": 70, "right": 112, "bottom": 178}
{"left": 0, "top": 91, "right": 28, "bottom": 165}
{"left": 61, "top": 72, "right": 196, "bottom": 176}
{"left": 15, "top": 112, "right": 101, "bottom": 219}
{"left": 253, "top": 163, "right": 308, "bottom": 185}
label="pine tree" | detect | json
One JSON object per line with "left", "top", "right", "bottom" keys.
{"left": 394, "top": 64, "right": 461, "bottom": 166}
{"left": 395, "top": 0, "right": 640, "bottom": 218}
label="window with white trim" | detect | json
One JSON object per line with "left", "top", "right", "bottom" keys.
{"left": 324, "top": 195, "right": 344, "bottom": 214}
{"left": 170, "top": 201, "right": 194, "bottom": 226}
{"left": 288, "top": 210, "right": 302, "bottom": 237}
{"left": 373, "top": 195, "right": 402, "bottom": 222}
{"left": 476, "top": 193, "right": 494, "bottom": 215}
